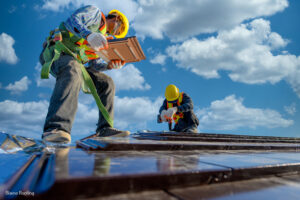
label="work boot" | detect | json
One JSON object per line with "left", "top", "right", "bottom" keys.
{"left": 42, "top": 129, "right": 71, "bottom": 144}
{"left": 97, "top": 127, "right": 130, "bottom": 137}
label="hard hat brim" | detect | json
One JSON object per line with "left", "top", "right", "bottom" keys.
{"left": 109, "top": 10, "right": 129, "bottom": 38}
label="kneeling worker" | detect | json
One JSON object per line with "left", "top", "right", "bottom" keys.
{"left": 158, "top": 84, "right": 199, "bottom": 133}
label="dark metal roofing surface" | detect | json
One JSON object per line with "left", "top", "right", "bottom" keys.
{"left": 1, "top": 131, "right": 300, "bottom": 199}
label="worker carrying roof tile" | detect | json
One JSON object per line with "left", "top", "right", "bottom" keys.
{"left": 158, "top": 84, "right": 199, "bottom": 133}
{"left": 39, "top": 5, "right": 130, "bottom": 143}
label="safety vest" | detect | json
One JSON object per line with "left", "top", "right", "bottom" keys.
{"left": 167, "top": 92, "right": 184, "bottom": 124}
{"left": 63, "top": 12, "right": 107, "bottom": 62}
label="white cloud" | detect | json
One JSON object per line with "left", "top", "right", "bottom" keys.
{"left": 268, "top": 32, "right": 289, "bottom": 49}
{"left": 39, "top": 0, "right": 139, "bottom": 22}
{"left": 72, "top": 100, "right": 99, "bottom": 135}
{"left": 40, "top": 0, "right": 288, "bottom": 41}
{"left": 40, "top": 0, "right": 72, "bottom": 11}
{"left": 197, "top": 95, "right": 293, "bottom": 131}
{"left": 5, "top": 76, "right": 31, "bottom": 95}
{"left": 114, "top": 96, "right": 163, "bottom": 130}
{"left": 72, "top": 95, "right": 164, "bottom": 135}
{"left": 105, "top": 64, "right": 151, "bottom": 91}
{"left": 133, "top": 0, "right": 288, "bottom": 41}
{"left": 0, "top": 95, "right": 293, "bottom": 139}
{"left": 286, "top": 65, "right": 300, "bottom": 98}
{"left": 284, "top": 103, "right": 296, "bottom": 115}
{"left": 150, "top": 53, "right": 167, "bottom": 65}
{"left": 166, "top": 18, "right": 300, "bottom": 97}
{"left": 0, "top": 33, "right": 18, "bottom": 64}
{"left": 0, "top": 96, "right": 99, "bottom": 139}
{"left": 0, "top": 100, "right": 49, "bottom": 139}
{"left": 0, "top": 94, "right": 163, "bottom": 138}
{"left": 35, "top": 62, "right": 150, "bottom": 91}
{"left": 38, "top": 93, "right": 51, "bottom": 99}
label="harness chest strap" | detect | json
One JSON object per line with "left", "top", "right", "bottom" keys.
{"left": 167, "top": 93, "right": 184, "bottom": 124}
{"left": 41, "top": 39, "right": 114, "bottom": 128}
{"left": 68, "top": 12, "right": 107, "bottom": 60}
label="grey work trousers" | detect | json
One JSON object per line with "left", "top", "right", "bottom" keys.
{"left": 42, "top": 54, "right": 115, "bottom": 134}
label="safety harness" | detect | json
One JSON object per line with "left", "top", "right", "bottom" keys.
{"left": 167, "top": 92, "right": 184, "bottom": 124}
{"left": 40, "top": 13, "right": 113, "bottom": 127}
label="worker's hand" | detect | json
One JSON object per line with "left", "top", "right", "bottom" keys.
{"left": 160, "top": 110, "right": 168, "bottom": 122}
{"left": 166, "top": 107, "right": 177, "bottom": 118}
{"left": 87, "top": 32, "right": 108, "bottom": 51}
{"left": 108, "top": 60, "right": 125, "bottom": 70}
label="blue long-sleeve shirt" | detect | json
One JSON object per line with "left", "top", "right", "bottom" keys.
{"left": 64, "top": 5, "right": 102, "bottom": 39}
{"left": 64, "top": 5, "right": 108, "bottom": 70}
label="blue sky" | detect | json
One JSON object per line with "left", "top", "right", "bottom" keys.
{"left": 0, "top": 0, "right": 299, "bottom": 141}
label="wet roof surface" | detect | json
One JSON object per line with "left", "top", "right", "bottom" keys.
{"left": 55, "top": 148, "right": 300, "bottom": 179}
{"left": 1, "top": 131, "right": 300, "bottom": 199}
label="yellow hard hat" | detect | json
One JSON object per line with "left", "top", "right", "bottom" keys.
{"left": 108, "top": 9, "right": 129, "bottom": 38}
{"left": 165, "top": 84, "right": 179, "bottom": 101}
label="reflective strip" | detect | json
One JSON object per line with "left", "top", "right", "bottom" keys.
{"left": 66, "top": 12, "right": 107, "bottom": 61}
{"left": 99, "top": 13, "right": 107, "bottom": 32}
{"left": 167, "top": 93, "right": 184, "bottom": 124}
{"left": 173, "top": 112, "right": 184, "bottom": 124}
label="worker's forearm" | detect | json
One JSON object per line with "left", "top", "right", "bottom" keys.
{"left": 159, "top": 100, "right": 167, "bottom": 114}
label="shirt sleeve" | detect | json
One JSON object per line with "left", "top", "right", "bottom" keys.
{"left": 64, "top": 5, "right": 102, "bottom": 39}
{"left": 159, "top": 99, "right": 168, "bottom": 114}
{"left": 87, "top": 59, "right": 108, "bottom": 71}
{"left": 177, "top": 93, "right": 194, "bottom": 112}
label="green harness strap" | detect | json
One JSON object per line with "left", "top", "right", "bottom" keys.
{"left": 41, "top": 37, "right": 59, "bottom": 79}
{"left": 41, "top": 37, "right": 113, "bottom": 128}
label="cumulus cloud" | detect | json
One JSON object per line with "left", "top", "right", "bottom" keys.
{"left": 197, "top": 95, "right": 293, "bottom": 131}
{"left": 0, "top": 100, "right": 49, "bottom": 138}
{"left": 105, "top": 64, "right": 151, "bottom": 91}
{"left": 0, "top": 97, "right": 99, "bottom": 139}
{"left": 72, "top": 100, "right": 99, "bottom": 135}
{"left": 35, "top": 62, "right": 150, "bottom": 91}
{"left": 5, "top": 76, "right": 31, "bottom": 95}
{"left": 166, "top": 18, "right": 300, "bottom": 97}
{"left": 0, "top": 95, "right": 163, "bottom": 138}
{"left": 150, "top": 53, "right": 167, "bottom": 65}
{"left": 284, "top": 103, "right": 296, "bottom": 115}
{"left": 72, "top": 95, "right": 163, "bottom": 135}
{"left": 0, "top": 33, "right": 18, "bottom": 64}
{"left": 286, "top": 65, "right": 300, "bottom": 98}
{"left": 39, "top": 0, "right": 139, "bottom": 22}
{"left": 114, "top": 96, "right": 163, "bottom": 129}
{"left": 133, "top": 0, "right": 288, "bottom": 41}
{"left": 40, "top": 0, "right": 288, "bottom": 41}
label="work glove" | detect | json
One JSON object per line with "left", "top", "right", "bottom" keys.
{"left": 166, "top": 107, "right": 177, "bottom": 118}
{"left": 160, "top": 110, "right": 168, "bottom": 122}
{"left": 87, "top": 32, "right": 108, "bottom": 51}
{"left": 108, "top": 59, "right": 126, "bottom": 70}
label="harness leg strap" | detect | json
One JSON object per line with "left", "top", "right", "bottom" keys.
{"left": 40, "top": 40, "right": 114, "bottom": 128}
